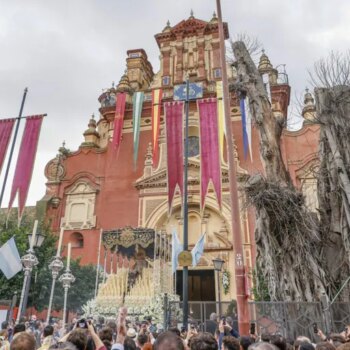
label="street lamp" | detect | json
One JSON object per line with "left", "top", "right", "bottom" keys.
{"left": 27, "top": 230, "right": 45, "bottom": 248}
{"left": 17, "top": 220, "right": 45, "bottom": 323}
{"left": 46, "top": 227, "right": 65, "bottom": 324}
{"left": 59, "top": 243, "right": 75, "bottom": 327}
{"left": 213, "top": 257, "right": 224, "bottom": 316}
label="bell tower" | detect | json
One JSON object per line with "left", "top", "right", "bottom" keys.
{"left": 154, "top": 11, "right": 229, "bottom": 92}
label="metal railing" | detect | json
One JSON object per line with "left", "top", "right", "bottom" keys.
{"left": 164, "top": 299, "right": 350, "bottom": 339}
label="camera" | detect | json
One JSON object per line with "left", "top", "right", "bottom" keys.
{"left": 313, "top": 323, "right": 318, "bottom": 334}
{"left": 77, "top": 319, "right": 88, "bottom": 329}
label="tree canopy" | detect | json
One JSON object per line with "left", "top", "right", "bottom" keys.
{"left": 0, "top": 214, "right": 96, "bottom": 313}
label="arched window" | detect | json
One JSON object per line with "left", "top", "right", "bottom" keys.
{"left": 188, "top": 126, "right": 199, "bottom": 157}
{"left": 70, "top": 232, "right": 84, "bottom": 248}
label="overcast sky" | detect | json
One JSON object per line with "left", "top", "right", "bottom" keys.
{"left": 1, "top": 0, "right": 349, "bottom": 207}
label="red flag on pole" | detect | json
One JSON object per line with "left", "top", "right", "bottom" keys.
{"left": 112, "top": 92, "right": 127, "bottom": 152}
{"left": 198, "top": 98, "right": 222, "bottom": 209}
{"left": 0, "top": 118, "right": 16, "bottom": 174}
{"left": 165, "top": 101, "right": 184, "bottom": 213}
{"left": 8, "top": 115, "right": 44, "bottom": 219}
{"left": 151, "top": 89, "right": 162, "bottom": 165}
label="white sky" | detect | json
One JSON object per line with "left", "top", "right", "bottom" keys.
{"left": 0, "top": 0, "right": 349, "bottom": 207}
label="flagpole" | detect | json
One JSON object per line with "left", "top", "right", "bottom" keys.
{"left": 94, "top": 229, "right": 103, "bottom": 298}
{"left": 0, "top": 88, "right": 28, "bottom": 208}
{"left": 182, "top": 77, "right": 190, "bottom": 328}
{"left": 216, "top": 0, "right": 250, "bottom": 334}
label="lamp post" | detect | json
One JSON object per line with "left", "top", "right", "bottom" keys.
{"left": 46, "top": 257, "right": 64, "bottom": 324}
{"left": 59, "top": 243, "right": 75, "bottom": 327}
{"left": 16, "top": 220, "right": 45, "bottom": 323}
{"left": 46, "top": 228, "right": 65, "bottom": 324}
{"left": 213, "top": 257, "right": 224, "bottom": 317}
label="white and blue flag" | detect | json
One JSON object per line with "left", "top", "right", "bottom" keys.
{"left": 191, "top": 233, "right": 206, "bottom": 267}
{"left": 171, "top": 228, "right": 183, "bottom": 274}
{"left": 0, "top": 237, "right": 22, "bottom": 279}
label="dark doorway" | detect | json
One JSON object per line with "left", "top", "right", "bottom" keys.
{"left": 176, "top": 270, "right": 215, "bottom": 301}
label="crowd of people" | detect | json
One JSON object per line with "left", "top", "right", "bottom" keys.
{"left": 0, "top": 308, "right": 349, "bottom": 350}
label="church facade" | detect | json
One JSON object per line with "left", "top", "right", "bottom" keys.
{"left": 38, "top": 13, "right": 319, "bottom": 303}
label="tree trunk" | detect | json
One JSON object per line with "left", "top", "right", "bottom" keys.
{"left": 231, "top": 41, "right": 328, "bottom": 301}
{"left": 315, "top": 86, "right": 350, "bottom": 301}
{"left": 231, "top": 41, "right": 291, "bottom": 185}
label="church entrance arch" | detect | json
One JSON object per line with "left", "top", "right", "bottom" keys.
{"left": 144, "top": 194, "right": 232, "bottom": 301}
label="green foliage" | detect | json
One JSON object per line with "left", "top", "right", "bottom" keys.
{"left": 0, "top": 216, "right": 96, "bottom": 313}
{"left": 251, "top": 265, "right": 271, "bottom": 301}
{"left": 225, "top": 299, "right": 237, "bottom": 316}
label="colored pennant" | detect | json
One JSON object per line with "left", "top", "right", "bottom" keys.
{"left": 216, "top": 81, "right": 226, "bottom": 163}
{"left": 165, "top": 101, "right": 184, "bottom": 213}
{"left": 240, "top": 98, "right": 249, "bottom": 160}
{"left": 112, "top": 92, "right": 127, "bottom": 152}
{"left": 151, "top": 89, "right": 162, "bottom": 164}
{"left": 8, "top": 115, "right": 44, "bottom": 219}
{"left": 0, "top": 118, "right": 16, "bottom": 175}
{"left": 132, "top": 92, "right": 144, "bottom": 167}
{"left": 245, "top": 97, "right": 253, "bottom": 161}
{"left": 198, "top": 98, "right": 222, "bottom": 209}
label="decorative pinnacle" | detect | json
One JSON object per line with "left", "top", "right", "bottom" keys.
{"left": 166, "top": 20, "right": 170, "bottom": 27}
{"left": 112, "top": 81, "right": 115, "bottom": 88}
{"left": 213, "top": 11, "right": 217, "bottom": 18}
{"left": 91, "top": 113, "right": 95, "bottom": 120}
{"left": 62, "top": 140, "right": 66, "bottom": 148}
{"left": 305, "top": 87, "right": 309, "bottom": 93}
{"left": 190, "top": 9, "right": 194, "bottom": 18}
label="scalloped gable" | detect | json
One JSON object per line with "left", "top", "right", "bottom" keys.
{"left": 172, "top": 18, "right": 208, "bottom": 34}
{"left": 155, "top": 17, "right": 229, "bottom": 47}
{"left": 134, "top": 158, "right": 247, "bottom": 190}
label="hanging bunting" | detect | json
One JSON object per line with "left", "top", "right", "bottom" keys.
{"left": 165, "top": 101, "right": 184, "bottom": 213}
{"left": 112, "top": 92, "right": 127, "bottom": 152}
{"left": 240, "top": 98, "right": 250, "bottom": 160}
{"left": 0, "top": 118, "right": 16, "bottom": 175}
{"left": 8, "top": 115, "right": 44, "bottom": 219}
{"left": 245, "top": 97, "right": 253, "bottom": 161}
{"left": 198, "top": 98, "right": 222, "bottom": 209}
{"left": 216, "top": 81, "right": 226, "bottom": 162}
{"left": 132, "top": 92, "right": 144, "bottom": 167}
{"left": 151, "top": 89, "right": 163, "bottom": 164}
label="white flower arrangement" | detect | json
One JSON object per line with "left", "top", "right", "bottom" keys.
{"left": 222, "top": 270, "right": 231, "bottom": 295}
{"left": 82, "top": 292, "right": 181, "bottom": 325}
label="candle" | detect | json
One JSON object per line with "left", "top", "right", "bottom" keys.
{"left": 67, "top": 243, "right": 71, "bottom": 270}
{"left": 57, "top": 227, "right": 64, "bottom": 257}
{"left": 29, "top": 220, "right": 38, "bottom": 250}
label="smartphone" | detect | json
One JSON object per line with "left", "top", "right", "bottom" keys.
{"left": 250, "top": 322, "right": 256, "bottom": 335}
{"left": 313, "top": 323, "right": 318, "bottom": 334}
{"left": 221, "top": 317, "right": 226, "bottom": 325}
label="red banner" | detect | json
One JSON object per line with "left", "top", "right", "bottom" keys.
{"left": 198, "top": 98, "right": 222, "bottom": 209}
{"left": 112, "top": 92, "right": 127, "bottom": 152}
{"left": 0, "top": 118, "right": 15, "bottom": 174}
{"left": 8, "top": 115, "right": 44, "bottom": 218}
{"left": 165, "top": 102, "right": 184, "bottom": 212}
{"left": 151, "top": 89, "right": 162, "bottom": 165}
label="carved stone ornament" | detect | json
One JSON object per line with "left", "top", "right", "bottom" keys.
{"left": 45, "top": 158, "right": 65, "bottom": 182}
{"left": 50, "top": 196, "right": 61, "bottom": 208}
